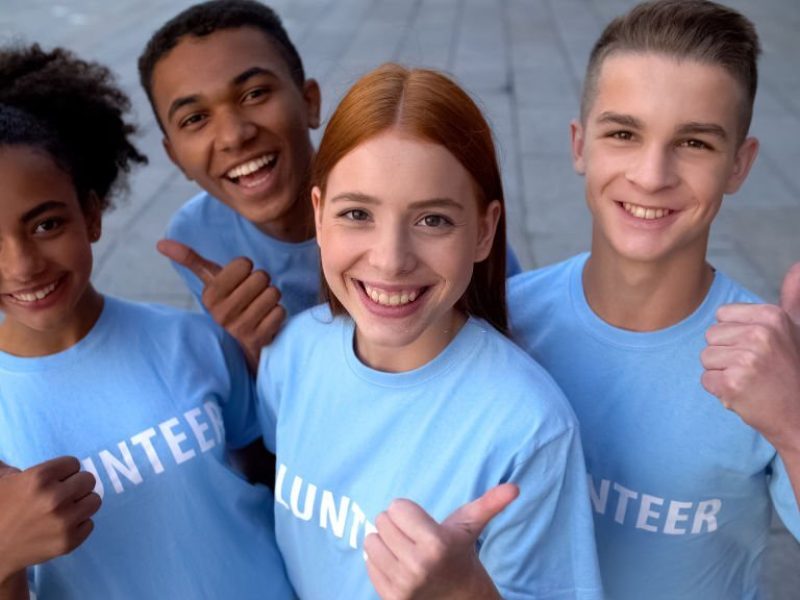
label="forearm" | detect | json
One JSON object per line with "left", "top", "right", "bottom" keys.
{"left": 775, "top": 441, "right": 800, "bottom": 509}
{"left": 0, "top": 570, "right": 28, "bottom": 600}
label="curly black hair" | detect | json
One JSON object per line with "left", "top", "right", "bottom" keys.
{"left": 138, "top": 0, "right": 305, "bottom": 129}
{"left": 0, "top": 44, "right": 147, "bottom": 214}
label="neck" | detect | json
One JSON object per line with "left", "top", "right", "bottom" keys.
{"left": 355, "top": 310, "right": 467, "bottom": 373}
{"left": 0, "top": 286, "right": 104, "bottom": 357}
{"left": 255, "top": 174, "right": 316, "bottom": 243}
{"left": 583, "top": 241, "right": 714, "bottom": 332}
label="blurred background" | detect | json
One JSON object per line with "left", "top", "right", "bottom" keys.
{"left": 3, "top": 0, "right": 798, "bottom": 596}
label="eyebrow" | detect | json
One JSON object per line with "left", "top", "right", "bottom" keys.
{"left": 596, "top": 112, "right": 643, "bottom": 129}
{"left": 21, "top": 201, "right": 67, "bottom": 223}
{"left": 328, "top": 192, "right": 464, "bottom": 211}
{"left": 676, "top": 121, "right": 728, "bottom": 141}
{"left": 166, "top": 66, "right": 278, "bottom": 122}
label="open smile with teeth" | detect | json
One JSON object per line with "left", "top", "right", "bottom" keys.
{"left": 362, "top": 282, "right": 423, "bottom": 307}
{"left": 9, "top": 280, "right": 59, "bottom": 303}
{"left": 621, "top": 201, "right": 673, "bottom": 220}
{"left": 225, "top": 153, "right": 277, "bottom": 185}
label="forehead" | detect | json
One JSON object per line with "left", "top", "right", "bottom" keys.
{"left": 589, "top": 53, "right": 744, "bottom": 134}
{"left": 326, "top": 132, "right": 475, "bottom": 202}
{"left": 150, "top": 27, "right": 295, "bottom": 110}
{"left": 0, "top": 146, "right": 77, "bottom": 213}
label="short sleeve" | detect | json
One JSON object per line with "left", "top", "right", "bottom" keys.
{"left": 479, "top": 426, "right": 603, "bottom": 599}
{"left": 769, "top": 453, "right": 800, "bottom": 540}
{"left": 217, "top": 331, "right": 260, "bottom": 450}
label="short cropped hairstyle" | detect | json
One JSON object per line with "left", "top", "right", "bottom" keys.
{"left": 581, "top": 0, "right": 761, "bottom": 140}
{"left": 138, "top": 0, "right": 305, "bottom": 122}
{"left": 0, "top": 44, "right": 146, "bottom": 213}
{"left": 313, "top": 63, "right": 509, "bottom": 335}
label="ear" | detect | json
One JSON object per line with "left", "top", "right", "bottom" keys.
{"left": 311, "top": 186, "right": 324, "bottom": 247}
{"left": 724, "top": 136, "right": 759, "bottom": 194}
{"left": 570, "top": 119, "right": 586, "bottom": 175}
{"left": 303, "top": 79, "right": 322, "bottom": 130}
{"left": 84, "top": 191, "right": 103, "bottom": 243}
{"left": 162, "top": 137, "right": 191, "bottom": 180}
{"left": 475, "top": 200, "right": 502, "bottom": 263}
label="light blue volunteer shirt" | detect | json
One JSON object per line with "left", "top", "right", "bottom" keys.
{"left": 257, "top": 305, "right": 602, "bottom": 600}
{"left": 167, "top": 191, "right": 523, "bottom": 315}
{"left": 508, "top": 253, "right": 800, "bottom": 600}
{"left": 0, "top": 296, "right": 294, "bottom": 599}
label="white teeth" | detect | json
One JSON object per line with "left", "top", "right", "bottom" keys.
{"left": 363, "top": 283, "right": 421, "bottom": 307}
{"left": 11, "top": 281, "right": 57, "bottom": 302}
{"left": 622, "top": 202, "right": 672, "bottom": 220}
{"left": 226, "top": 154, "right": 277, "bottom": 180}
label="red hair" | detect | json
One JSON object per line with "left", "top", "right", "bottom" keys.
{"left": 313, "top": 63, "right": 508, "bottom": 334}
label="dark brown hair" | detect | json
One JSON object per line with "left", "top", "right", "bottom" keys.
{"left": 313, "top": 63, "right": 508, "bottom": 335}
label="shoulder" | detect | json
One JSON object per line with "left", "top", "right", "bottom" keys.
{"left": 508, "top": 254, "right": 584, "bottom": 300}
{"left": 713, "top": 269, "right": 763, "bottom": 305}
{"left": 104, "top": 296, "right": 224, "bottom": 345}
{"left": 166, "top": 191, "right": 238, "bottom": 241}
{"left": 462, "top": 319, "right": 578, "bottom": 434}
{"left": 259, "top": 303, "right": 340, "bottom": 368}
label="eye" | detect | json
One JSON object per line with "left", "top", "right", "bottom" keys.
{"left": 681, "top": 138, "right": 713, "bottom": 150}
{"left": 33, "top": 217, "right": 63, "bottom": 235}
{"left": 416, "top": 214, "right": 453, "bottom": 228}
{"left": 179, "top": 113, "right": 207, "bottom": 129}
{"left": 609, "top": 130, "right": 634, "bottom": 141}
{"left": 340, "top": 208, "right": 370, "bottom": 222}
{"left": 243, "top": 87, "right": 271, "bottom": 103}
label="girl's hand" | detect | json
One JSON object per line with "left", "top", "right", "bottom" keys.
{"left": 0, "top": 457, "right": 100, "bottom": 582}
{"left": 364, "top": 483, "right": 518, "bottom": 600}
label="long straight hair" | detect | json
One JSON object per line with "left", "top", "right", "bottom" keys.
{"left": 312, "top": 63, "right": 508, "bottom": 335}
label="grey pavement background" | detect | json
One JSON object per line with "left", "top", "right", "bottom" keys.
{"left": 2, "top": 0, "right": 799, "bottom": 596}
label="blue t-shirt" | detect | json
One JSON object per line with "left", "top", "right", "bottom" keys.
{"left": 0, "top": 297, "right": 294, "bottom": 599}
{"left": 508, "top": 253, "right": 800, "bottom": 600}
{"left": 257, "top": 306, "right": 602, "bottom": 599}
{"left": 167, "top": 191, "right": 522, "bottom": 315}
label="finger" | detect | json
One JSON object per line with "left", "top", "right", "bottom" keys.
{"left": 203, "top": 258, "right": 258, "bottom": 307}
{"left": 157, "top": 239, "right": 221, "bottom": 286}
{"left": 213, "top": 272, "right": 274, "bottom": 325}
{"left": 385, "top": 498, "right": 441, "bottom": 543}
{"left": 780, "top": 262, "right": 800, "bottom": 322}
{"left": 30, "top": 456, "right": 81, "bottom": 482}
{"left": 374, "top": 510, "right": 416, "bottom": 559}
{"left": 715, "top": 302, "right": 773, "bottom": 325}
{"left": 69, "top": 492, "right": 102, "bottom": 522}
{"left": 700, "top": 346, "right": 750, "bottom": 371}
{"left": 701, "top": 370, "right": 732, "bottom": 407}
{"left": 443, "top": 483, "right": 519, "bottom": 540}
{"left": 365, "top": 552, "right": 395, "bottom": 599}
{"left": 705, "top": 322, "right": 750, "bottom": 346}
{"left": 65, "top": 518, "right": 95, "bottom": 553}
{"left": 60, "top": 470, "right": 98, "bottom": 502}
{"left": 250, "top": 301, "right": 286, "bottom": 345}
{"left": 364, "top": 531, "right": 400, "bottom": 576}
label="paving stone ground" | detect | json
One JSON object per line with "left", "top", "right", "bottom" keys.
{"left": 3, "top": 1, "right": 799, "bottom": 597}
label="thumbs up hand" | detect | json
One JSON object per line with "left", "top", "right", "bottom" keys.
{"left": 364, "top": 484, "right": 518, "bottom": 600}
{"left": 701, "top": 263, "right": 800, "bottom": 451}
{"left": 158, "top": 239, "right": 286, "bottom": 372}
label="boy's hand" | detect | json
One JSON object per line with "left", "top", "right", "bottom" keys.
{"left": 157, "top": 239, "right": 286, "bottom": 372}
{"left": 0, "top": 457, "right": 100, "bottom": 581}
{"left": 701, "top": 263, "right": 800, "bottom": 451}
{"left": 364, "top": 483, "right": 518, "bottom": 600}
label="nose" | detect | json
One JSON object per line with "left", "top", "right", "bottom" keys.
{"left": 213, "top": 107, "right": 257, "bottom": 153}
{"left": 368, "top": 222, "right": 417, "bottom": 276}
{"left": 0, "top": 237, "right": 46, "bottom": 283}
{"left": 625, "top": 143, "right": 679, "bottom": 192}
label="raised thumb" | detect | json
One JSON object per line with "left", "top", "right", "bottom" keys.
{"left": 442, "top": 483, "right": 519, "bottom": 541}
{"left": 780, "top": 262, "right": 800, "bottom": 322}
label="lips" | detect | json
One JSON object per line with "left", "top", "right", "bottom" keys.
{"left": 224, "top": 153, "right": 278, "bottom": 187}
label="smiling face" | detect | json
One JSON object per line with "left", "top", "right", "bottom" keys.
{"left": 571, "top": 53, "right": 758, "bottom": 268}
{"left": 312, "top": 131, "right": 500, "bottom": 372}
{"left": 0, "top": 145, "right": 102, "bottom": 354}
{"left": 151, "top": 27, "right": 320, "bottom": 240}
